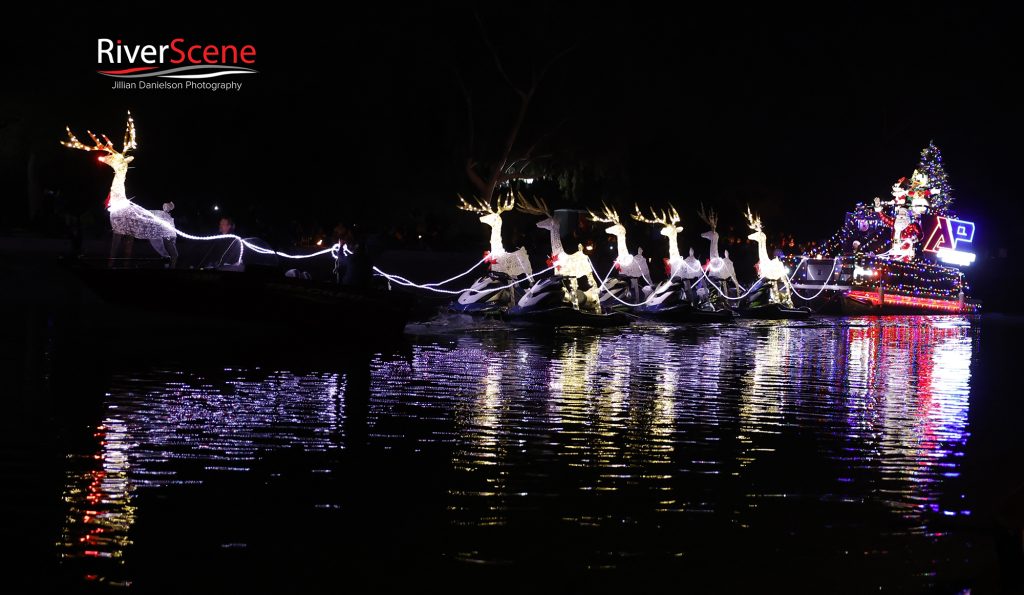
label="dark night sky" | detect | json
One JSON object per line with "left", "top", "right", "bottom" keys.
{"left": 2, "top": 3, "right": 1021, "bottom": 258}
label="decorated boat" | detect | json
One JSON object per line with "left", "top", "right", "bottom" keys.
{"left": 787, "top": 143, "right": 979, "bottom": 315}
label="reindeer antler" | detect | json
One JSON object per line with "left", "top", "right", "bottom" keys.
{"left": 456, "top": 194, "right": 494, "bottom": 215}
{"left": 516, "top": 193, "right": 552, "bottom": 217}
{"left": 61, "top": 110, "right": 136, "bottom": 155}
{"left": 632, "top": 203, "right": 681, "bottom": 227}
{"left": 697, "top": 203, "right": 717, "bottom": 230}
{"left": 587, "top": 202, "right": 620, "bottom": 225}
{"left": 122, "top": 111, "right": 137, "bottom": 153}
{"left": 631, "top": 204, "right": 661, "bottom": 225}
{"left": 494, "top": 192, "right": 515, "bottom": 215}
{"left": 744, "top": 206, "right": 762, "bottom": 232}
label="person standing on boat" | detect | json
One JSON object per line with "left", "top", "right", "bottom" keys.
{"left": 334, "top": 221, "right": 372, "bottom": 287}
{"left": 217, "top": 216, "right": 243, "bottom": 266}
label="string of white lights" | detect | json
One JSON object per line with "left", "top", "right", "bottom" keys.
{"left": 135, "top": 206, "right": 836, "bottom": 304}
{"left": 135, "top": 206, "right": 544, "bottom": 296}
{"left": 373, "top": 264, "right": 557, "bottom": 295}
{"left": 789, "top": 258, "right": 841, "bottom": 302}
{"left": 135, "top": 207, "right": 335, "bottom": 260}
{"left": 363, "top": 256, "right": 489, "bottom": 288}
{"left": 700, "top": 268, "right": 764, "bottom": 302}
{"left": 590, "top": 261, "right": 652, "bottom": 308}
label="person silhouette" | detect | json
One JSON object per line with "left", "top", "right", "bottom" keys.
{"left": 334, "top": 222, "right": 372, "bottom": 286}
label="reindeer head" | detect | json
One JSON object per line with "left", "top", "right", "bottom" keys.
{"left": 587, "top": 202, "right": 625, "bottom": 238}
{"left": 632, "top": 204, "right": 682, "bottom": 238}
{"left": 744, "top": 206, "right": 766, "bottom": 243}
{"left": 516, "top": 194, "right": 558, "bottom": 232}
{"left": 698, "top": 203, "right": 719, "bottom": 242}
{"left": 61, "top": 111, "right": 137, "bottom": 174}
{"left": 457, "top": 193, "right": 514, "bottom": 228}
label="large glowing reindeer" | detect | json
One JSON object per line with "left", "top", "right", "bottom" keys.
{"left": 516, "top": 194, "right": 601, "bottom": 313}
{"left": 457, "top": 194, "right": 532, "bottom": 278}
{"left": 631, "top": 204, "right": 704, "bottom": 310}
{"left": 588, "top": 203, "right": 651, "bottom": 308}
{"left": 60, "top": 111, "right": 177, "bottom": 265}
{"left": 698, "top": 204, "right": 740, "bottom": 296}
{"left": 745, "top": 207, "right": 794, "bottom": 307}
{"left": 450, "top": 193, "right": 532, "bottom": 313}
{"left": 632, "top": 204, "right": 684, "bottom": 279}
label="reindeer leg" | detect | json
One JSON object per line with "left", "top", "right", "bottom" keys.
{"left": 123, "top": 236, "right": 134, "bottom": 266}
{"left": 165, "top": 238, "right": 178, "bottom": 268}
{"left": 108, "top": 233, "right": 122, "bottom": 267}
{"left": 568, "top": 277, "right": 580, "bottom": 311}
{"left": 781, "top": 276, "right": 796, "bottom": 308}
{"left": 585, "top": 272, "right": 601, "bottom": 314}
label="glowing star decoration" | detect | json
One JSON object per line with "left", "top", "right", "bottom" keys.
{"left": 456, "top": 193, "right": 532, "bottom": 279}
{"left": 517, "top": 194, "right": 600, "bottom": 312}
{"left": 923, "top": 215, "right": 976, "bottom": 266}
{"left": 697, "top": 204, "right": 741, "bottom": 295}
{"left": 60, "top": 111, "right": 177, "bottom": 254}
{"left": 632, "top": 204, "right": 684, "bottom": 278}
{"left": 745, "top": 207, "right": 795, "bottom": 307}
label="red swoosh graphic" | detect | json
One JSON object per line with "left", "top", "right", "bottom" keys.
{"left": 96, "top": 66, "right": 159, "bottom": 75}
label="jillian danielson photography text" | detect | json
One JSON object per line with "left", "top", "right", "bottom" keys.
{"left": 109, "top": 80, "right": 244, "bottom": 91}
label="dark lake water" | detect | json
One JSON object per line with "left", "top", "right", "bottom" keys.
{"left": 5, "top": 313, "right": 1024, "bottom": 593}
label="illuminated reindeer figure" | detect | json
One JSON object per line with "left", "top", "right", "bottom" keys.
{"left": 745, "top": 207, "right": 794, "bottom": 307}
{"left": 60, "top": 111, "right": 177, "bottom": 265}
{"left": 632, "top": 204, "right": 684, "bottom": 279}
{"left": 698, "top": 204, "right": 740, "bottom": 296}
{"left": 517, "top": 194, "right": 600, "bottom": 312}
{"left": 456, "top": 194, "right": 532, "bottom": 279}
{"left": 588, "top": 203, "right": 652, "bottom": 308}
{"left": 588, "top": 203, "right": 650, "bottom": 280}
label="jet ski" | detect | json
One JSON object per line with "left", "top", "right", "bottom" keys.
{"left": 736, "top": 278, "right": 811, "bottom": 319}
{"left": 448, "top": 271, "right": 529, "bottom": 315}
{"left": 507, "top": 274, "right": 630, "bottom": 327}
{"left": 636, "top": 275, "right": 733, "bottom": 322}
{"left": 598, "top": 273, "right": 652, "bottom": 313}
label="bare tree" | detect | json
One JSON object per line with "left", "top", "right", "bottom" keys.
{"left": 459, "top": 12, "right": 574, "bottom": 203}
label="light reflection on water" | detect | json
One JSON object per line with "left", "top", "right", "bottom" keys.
{"left": 59, "top": 316, "right": 977, "bottom": 590}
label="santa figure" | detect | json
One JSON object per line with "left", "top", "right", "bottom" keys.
{"left": 874, "top": 174, "right": 924, "bottom": 262}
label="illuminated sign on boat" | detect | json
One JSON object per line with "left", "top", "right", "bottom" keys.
{"left": 936, "top": 248, "right": 976, "bottom": 266}
{"left": 923, "top": 216, "right": 976, "bottom": 266}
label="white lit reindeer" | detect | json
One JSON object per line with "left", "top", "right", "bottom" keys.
{"left": 587, "top": 203, "right": 651, "bottom": 308}
{"left": 744, "top": 207, "right": 795, "bottom": 308}
{"left": 632, "top": 204, "right": 702, "bottom": 309}
{"left": 631, "top": 204, "right": 685, "bottom": 280}
{"left": 697, "top": 204, "right": 740, "bottom": 297}
{"left": 450, "top": 194, "right": 533, "bottom": 313}
{"left": 515, "top": 195, "right": 601, "bottom": 313}
{"left": 60, "top": 111, "right": 177, "bottom": 265}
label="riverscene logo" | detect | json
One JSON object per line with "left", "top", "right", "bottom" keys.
{"left": 98, "top": 38, "right": 257, "bottom": 91}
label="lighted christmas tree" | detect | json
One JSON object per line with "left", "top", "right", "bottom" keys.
{"left": 916, "top": 141, "right": 954, "bottom": 214}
